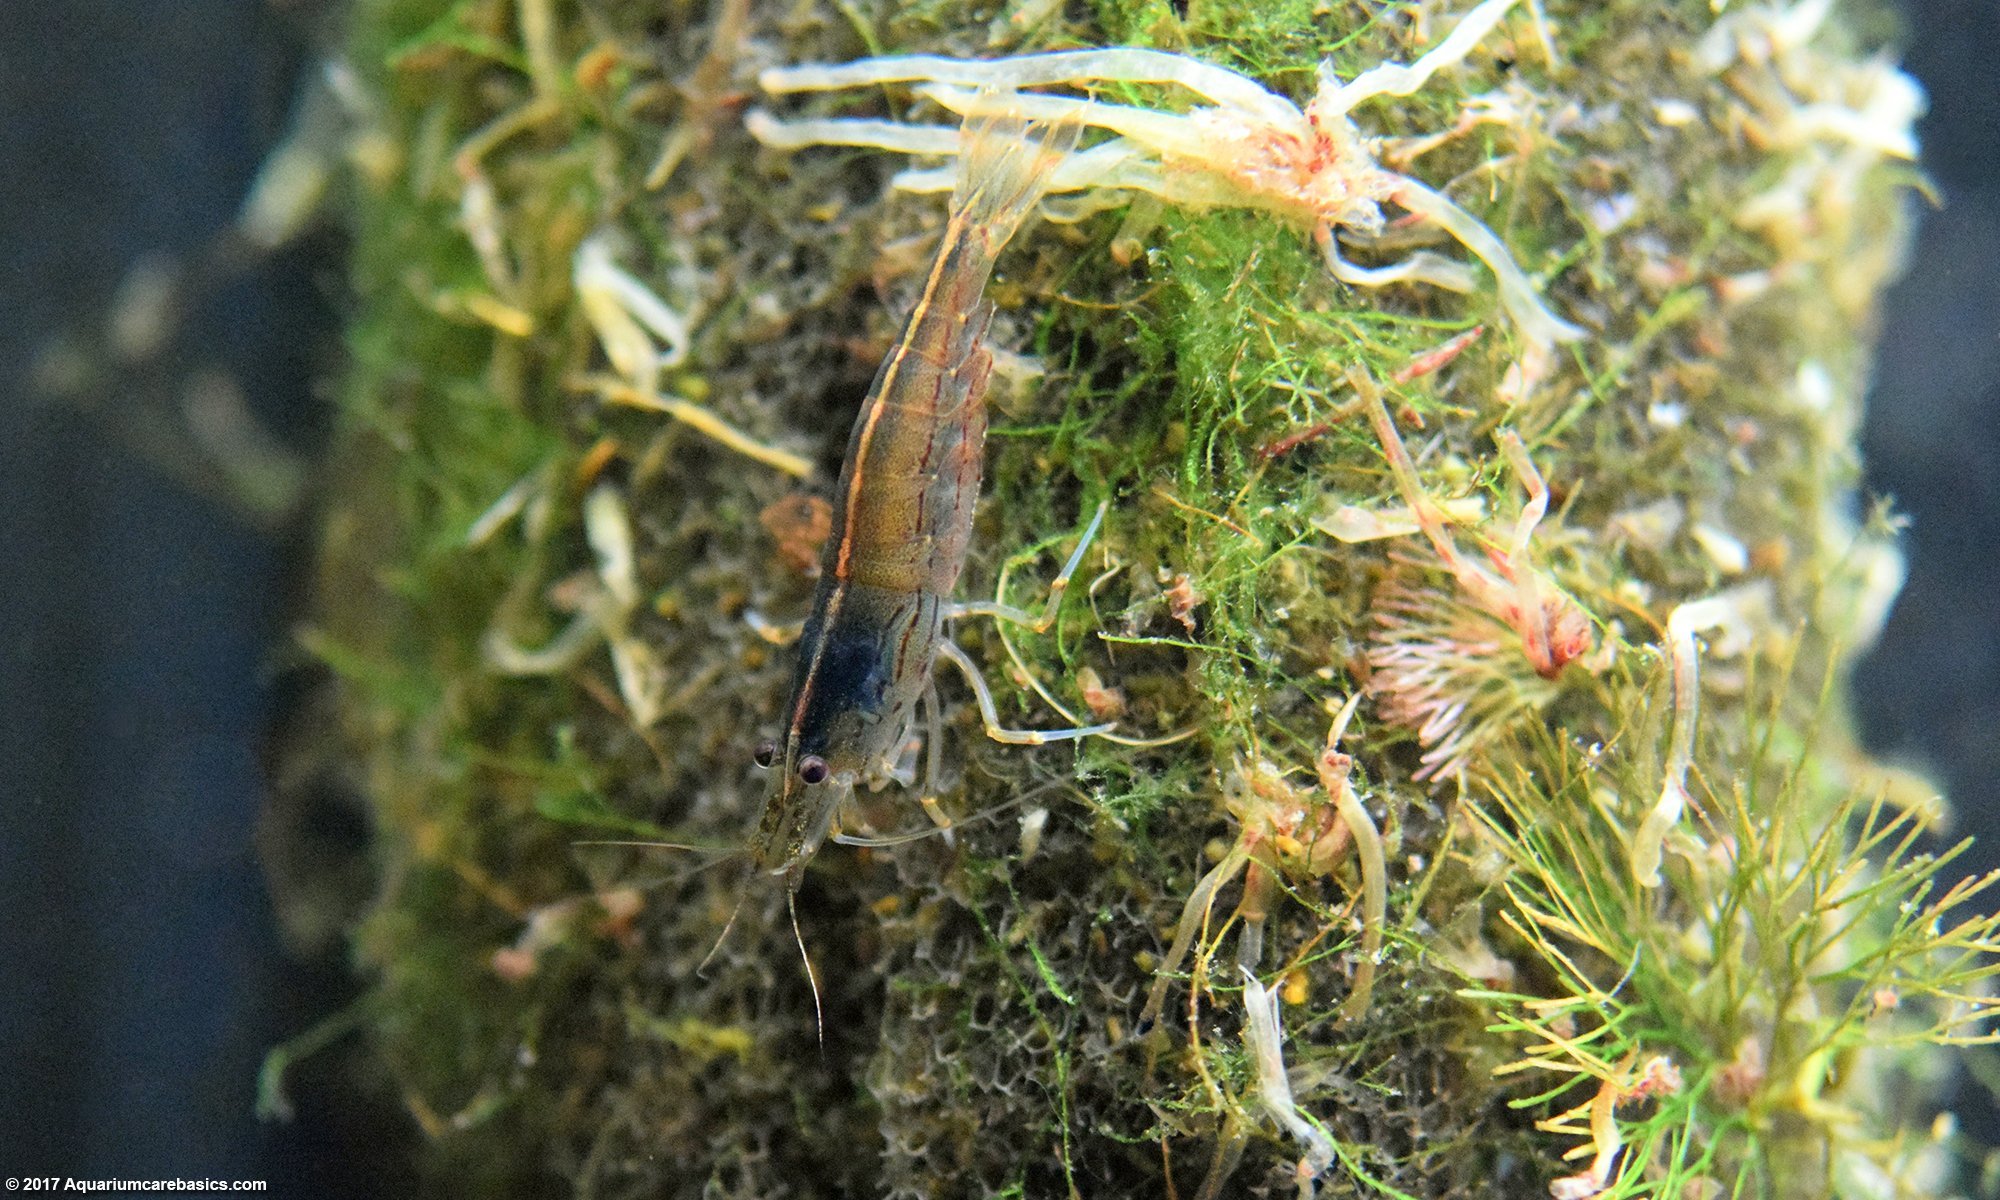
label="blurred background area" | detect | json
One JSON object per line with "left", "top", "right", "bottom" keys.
{"left": 0, "top": 0, "right": 407, "bottom": 1189}
{"left": 0, "top": 0, "right": 1990, "bottom": 1189}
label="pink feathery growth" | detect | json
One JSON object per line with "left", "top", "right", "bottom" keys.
{"left": 1366, "top": 563, "right": 1542, "bottom": 782}
{"left": 1355, "top": 371, "right": 1594, "bottom": 679}
{"left": 1340, "top": 369, "right": 1596, "bottom": 780}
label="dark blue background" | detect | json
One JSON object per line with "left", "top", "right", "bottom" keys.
{"left": 0, "top": 0, "right": 397, "bottom": 1189}
{"left": 0, "top": 0, "right": 1991, "bottom": 1189}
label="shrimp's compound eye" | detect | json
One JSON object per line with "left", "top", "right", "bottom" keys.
{"left": 752, "top": 740, "right": 779, "bottom": 769}
{"left": 797, "top": 755, "right": 830, "bottom": 786}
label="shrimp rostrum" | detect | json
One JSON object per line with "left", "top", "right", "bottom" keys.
{"left": 750, "top": 0, "right": 1582, "bottom": 348}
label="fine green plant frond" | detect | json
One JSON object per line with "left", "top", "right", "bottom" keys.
{"left": 1469, "top": 650, "right": 1992, "bottom": 1197}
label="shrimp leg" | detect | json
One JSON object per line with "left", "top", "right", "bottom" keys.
{"left": 945, "top": 501, "right": 1107, "bottom": 629}
{"left": 936, "top": 641, "right": 1117, "bottom": 745}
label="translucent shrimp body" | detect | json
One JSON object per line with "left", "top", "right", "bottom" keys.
{"left": 750, "top": 0, "right": 1584, "bottom": 348}
{"left": 751, "top": 111, "right": 1090, "bottom": 885}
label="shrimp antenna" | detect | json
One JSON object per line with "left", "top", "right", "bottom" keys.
{"left": 571, "top": 839, "right": 725, "bottom": 853}
{"left": 699, "top": 889, "right": 748, "bottom": 977}
{"left": 829, "top": 779, "right": 1066, "bottom": 848}
{"left": 574, "top": 839, "right": 746, "bottom": 895}
{"left": 789, "top": 889, "right": 826, "bottom": 1047}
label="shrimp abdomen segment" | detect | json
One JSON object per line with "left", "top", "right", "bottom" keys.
{"left": 828, "top": 107, "right": 1075, "bottom": 595}
{"left": 833, "top": 290, "right": 993, "bottom": 595}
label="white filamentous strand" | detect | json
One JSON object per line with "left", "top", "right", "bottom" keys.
{"left": 1632, "top": 596, "right": 1738, "bottom": 886}
{"left": 1322, "top": 0, "right": 1521, "bottom": 116}
{"left": 762, "top": 48, "right": 1300, "bottom": 127}
{"left": 752, "top": 0, "right": 1583, "bottom": 349}
{"left": 1389, "top": 178, "right": 1584, "bottom": 345}
{"left": 745, "top": 109, "right": 962, "bottom": 156}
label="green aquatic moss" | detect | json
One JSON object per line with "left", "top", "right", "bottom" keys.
{"left": 271, "top": 0, "right": 1983, "bottom": 1195}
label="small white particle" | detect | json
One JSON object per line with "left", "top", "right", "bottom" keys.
{"left": 1691, "top": 522, "right": 1750, "bottom": 575}
{"left": 1587, "top": 192, "right": 1639, "bottom": 234}
{"left": 1652, "top": 97, "right": 1700, "bottom": 127}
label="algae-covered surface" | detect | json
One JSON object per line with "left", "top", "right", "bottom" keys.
{"left": 270, "top": 0, "right": 1995, "bottom": 1195}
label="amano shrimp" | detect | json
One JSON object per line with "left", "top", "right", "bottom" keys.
{"left": 748, "top": 109, "right": 1102, "bottom": 892}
